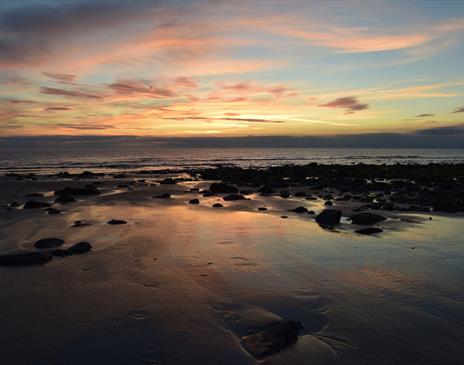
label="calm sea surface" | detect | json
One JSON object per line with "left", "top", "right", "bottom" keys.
{"left": 1, "top": 148, "right": 464, "bottom": 174}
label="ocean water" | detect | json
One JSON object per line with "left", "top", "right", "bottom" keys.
{"left": 1, "top": 148, "right": 464, "bottom": 174}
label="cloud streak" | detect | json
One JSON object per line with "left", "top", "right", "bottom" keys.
{"left": 319, "top": 96, "right": 368, "bottom": 114}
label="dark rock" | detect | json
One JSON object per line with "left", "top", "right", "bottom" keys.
{"left": 308, "top": 210, "right": 315, "bottom": 215}
{"left": 258, "top": 207, "right": 268, "bottom": 211}
{"left": 315, "top": 209, "right": 342, "bottom": 226}
{"left": 190, "top": 187, "right": 199, "bottom": 192}
{"left": 80, "top": 171, "right": 104, "bottom": 178}
{"left": 289, "top": 206, "right": 308, "bottom": 213}
{"left": 25, "top": 193, "right": 43, "bottom": 198}
{"left": 71, "top": 220, "right": 90, "bottom": 228}
{"left": 189, "top": 199, "right": 200, "bottom": 204}
{"left": 258, "top": 185, "right": 275, "bottom": 195}
{"left": 202, "top": 191, "right": 214, "bottom": 197}
{"left": 0, "top": 251, "right": 53, "bottom": 266}
{"left": 294, "top": 191, "right": 307, "bottom": 197}
{"left": 34, "top": 238, "right": 65, "bottom": 249}
{"left": 68, "top": 242, "right": 92, "bottom": 255}
{"left": 46, "top": 208, "right": 60, "bottom": 215}
{"left": 107, "top": 219, "right": 127, "bottom": 225}
{"left": 113, "top": 174, "right": 127, "bottom": 179}
{"left": 240, "top": 189, "right": 254, "bottom": 195}
{"left": 160, "top": 178, "right": 177, "bottom": 185}
{"left": 324, "top": 200, "right": 333, "bottom": 206}
{"left": 355, "top": 227, "right": 383, "bottom": 235}
{"left": 152, "top": 193, "right": 171, "bottom": 199}
{"left": 280, "top": 190, "right": 291, "bottom": 198}
{"left": 280, "top": 215, "right": 288, "bottom": 219}
{"left": 51, "top": 248, "right": 73, "bottom": 257}
{"left": 212, "top": 203, "right": 223, "bottom": 208}
{"left": 351, "top": 213, "right": 386, "bottom": 225}
{"left": 23, "top": 200, "right": 51, "bottom": 209}
{"left": 242, "top": 320, "right": 303, "bottom": 358}
{"left": 209, "top": 183, "right": 238, "bottom": 194}
{"left": 54, "top": 186, "right": 99, "bottom": 196}
{"left": 223, "top": 193, "right": 246, "bottom": 201}
{"left": 55, "top": 195, "right": 75, "bottom": 204}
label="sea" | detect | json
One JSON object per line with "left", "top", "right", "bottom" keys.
{"left": 1, "top": 148, "right": 464, "bottom": 175}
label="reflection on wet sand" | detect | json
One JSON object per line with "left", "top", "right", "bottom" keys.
{"left": 0, "top": 175, "right": 463, "bottom": 364}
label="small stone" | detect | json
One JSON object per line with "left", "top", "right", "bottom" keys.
{"left": 189, "top": 199, "right": 200, "bottom": 204}
{"left": 213, "top": 203, "right": 223, "bottom": 208}
{"left": 107, "top": 219, "right": 127, "bottom": 225}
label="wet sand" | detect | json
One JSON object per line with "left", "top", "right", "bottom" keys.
{"left": 0, "top": 173, "right": 463, "bottom": 364}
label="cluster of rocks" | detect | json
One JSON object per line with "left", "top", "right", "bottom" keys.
{"left": 191, "top": 164, "right": 464, "bottom": 212}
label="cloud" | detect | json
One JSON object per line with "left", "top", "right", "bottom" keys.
{"left": 55, "top": 123, "right": 115, "bottom": 130}
{"left": 413, "top": 123, "right": 464, "bottom": 135}
{"left": 44, "top": 106, "right": 72, "bottom": 111}
{"left": 42, "top": 72, "right": 76, "bottom": 82}
{"left": 453, "top": 106, "right": 464, "bottom": 113}
{"left": 416, "top": 113, "right": 435, "bottom": 117}
{"left": 40, "top": 86, "right": 102, "bottom": 99}
{"left": 163, "top": 116, "right": 285, "bottom": 123}
{"left": 108, "top": 80, "right": 176, "bottom": 98}
{"left": 319, "top": 96, "right": 368, "bottom": 114}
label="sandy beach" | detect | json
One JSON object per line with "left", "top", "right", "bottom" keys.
{"left": 0, "top": 168, "right": 463, "bottom": 365}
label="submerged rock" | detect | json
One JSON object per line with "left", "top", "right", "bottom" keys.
{"left": 34, "top": 238, "right": 65, "bottom": 249}
{"left": 355, "top": 227, "right": 383, "bottom": 235}
{"left": 289, "top": 206, "right": 308, "bottom": 213}
{"left": 23, "top": 200, "right": 51, "bottom": 209}
{"left": 242, "top": 320, "right": 303, "bottom": 358}
{"left": 315, "top": 209, "right": 342, "bottom": 226}
{"left": 212, "top": 203, "right": 223, "bottom": 208}
{"left": 152, "top": 193, "right": 171, "bottom": 199}
{"left": 68, "top": 241, "right": 92, "bottom": 254}
{"left": 160, "top": 178, "right": 177, "bottom": 185}
{"left": 46, "top": 208, "right": 61, "bottom": 215}
{"left": 209, "top": 183, "right": 238, "bottom": 194}
{"left": 258, "top": 207, "right": 268, "bottom": 211}
{"left": 54, "top": 185, "right": 99, "bottom": 196}
{"left": 189, "top": 198, "right": 200, "bottom": 204}
{"left": 107, "top": 219, "right": 127, "bottom": 225}
{"left": 351, "top": 213, "right": 386, "bottom": 225}
{"left": 223, "top": 193, "right": 246, "bottom": 201}
{"left": 280, "top": 190, "right": 291, "bottom": 198}
{"left": 0, "top": 251, "right": 53, "bottom": 266}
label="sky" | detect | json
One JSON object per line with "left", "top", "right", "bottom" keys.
{"left": 1, "top": 0, "right": 464, "bottom": 144}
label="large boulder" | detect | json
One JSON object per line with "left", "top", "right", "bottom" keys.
{"left": 242, "top": 320, "right": 303, "bottom": 358}
{"left": 315, "top": 209, "right": 342, "bottom": 226}
{"left": 34, "top": 238, "right": 65, "bottom": 249}
{"left": 23, "top": 200, "right": 51, "bottom": 209}
{"left": 223, "top": 193, "right": 246, "bottom": 201}
{"left": 209, "top": 183, "right": 239, "bottom": 194}
{"left": 351, "top": 213, "right": 386, "bottom": 225}
{"left": 54, "top": 185, "right": 99, "bottom": 196}
{"left": 0, "top": 251, "right": 53, "bottom": 266}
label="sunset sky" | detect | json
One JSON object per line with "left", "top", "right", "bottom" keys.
{"left": 1, "top": 0, "right": 464, "bottom": 139}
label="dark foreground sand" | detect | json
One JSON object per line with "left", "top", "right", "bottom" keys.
{"left": 0, "top": 172, "right": 463, "bottom": 365}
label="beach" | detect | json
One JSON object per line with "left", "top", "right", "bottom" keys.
{"left": 0, "top": 165, "right": 463, "bottom": 364}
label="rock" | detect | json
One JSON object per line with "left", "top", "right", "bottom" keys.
{"left": 315, "top": 209, "right": 342, "bottom": 226}
{"left": 25, "top": 193, "right": 43, "bottom": 198}
{"left": 46, "top": 208, "right": 61, "bottom": 215}
{"left": 289, "top": 206, "right": 308, "bottom": 213}
{"left": 212, "top": 203, "right": 223, "bottom": 208}
{"left": 223, "top": 193, "right": 246, "bottom": 201}
{"left": 113, "top": 174, "right": 127, "bottom": 179}
{"left": 34, "top": 238, "right": 65, "bottom": 249}
{"left": 202, "top": 191, "right": 214, "bottom": 197}
{"left": 324, "top": 200, "right": 333, "bottom": 206}
{"left": 152, "top": 193, "right": 171, "bottom": 199}
{"left": 258, "top": 185, "right": 275, "bottom": 195}
{"left": 280, "top": 190, "right": 290, "bottom": 198}
{"left": 294, "top": 191, "right": 307, "bottom": 197}
{"left": 71, "top": 220, "right": 90, "bottom": 228}
{"left": 107, "top": 219, "right": 127, "bottom": 225}
{"left": 308, "top": 210, "right": 315, "bottom": 215}
{"left": 54, "top": 186, "right": 99, "bottom": 196}
{"left": 80, "top": 171, "right": 104, "bottom": 178}
{"left": 68, "top": 242, "right": 92, "bottom": 255}
{"left": 55, "top": 195, "right": 75, "bottom": 204}
{"left": 351, "top": 213, "right": 386, "bottom": 225}
{"left": 242, "top": 320, "right": 303, "bottom": 358}
{"left": 258, "top": 207, "right": 268, "bottom": 211}
{"left": 190, "top": 187, "right": 199, "bottom": 192}
{"left": 355, "top": 227, "right": 383, "bottom": 235}
{"left": 51, "top": 248, "right": 73, "bottom": 257}
{"left": 0, "top": 251, "right": 53, "bottom": 266}
{"left": 23, "top": 200, "right": 51, "bottom": 209}
{"left": 209, "top": 183, "right": 238, "bottom": 194}
{"left": 280, "top": 215, "right": 288, "bottom": 219}
{"left": 160, "top": 178, "right": 177, "bottom": 185}
{"left": 189, "top": 199, "right": 200, "bottom": 204}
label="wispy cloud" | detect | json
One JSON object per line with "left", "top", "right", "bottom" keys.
{"left": 319, "top": 96, "right": 368, "bottom": 114}
{"left": 40, "top": 86, "right": 103, "bottom": 99}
